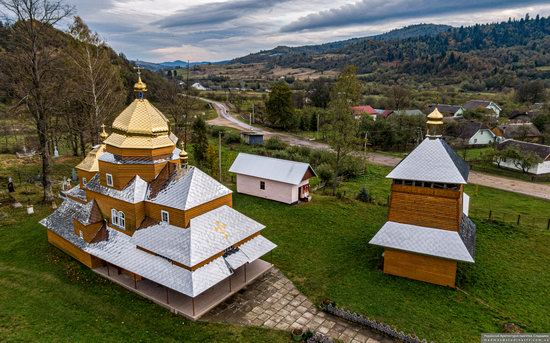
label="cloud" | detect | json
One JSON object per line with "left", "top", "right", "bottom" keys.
{"left": 281, "top": 0, "right": 549, "bottom": 32}
{"left": 156, "top": 0, "right": 288, "bottom": 28}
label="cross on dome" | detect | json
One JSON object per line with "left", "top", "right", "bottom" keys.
{"left": 133, "top": 63, "right": 147, "bottom": 98}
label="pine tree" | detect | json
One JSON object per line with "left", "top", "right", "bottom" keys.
{"left": 191, "top": 117, "right": 209, "bottom": 165}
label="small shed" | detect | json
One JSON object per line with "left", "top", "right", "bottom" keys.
{"left": 229, "top": 153, "right": 316, "bottom": 204}
{"left": 240, "top": 131, "right": 264, "bottom": 145}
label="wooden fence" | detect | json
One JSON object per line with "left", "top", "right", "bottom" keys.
{"left": 469, "top": 208, "right": 550, "bottom": 230}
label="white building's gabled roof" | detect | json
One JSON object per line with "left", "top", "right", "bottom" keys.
{"left": 229, "top": 153, "right": 316, "bottom": 185}
{"left": 131, "top": 205, "right": 268, "bottom": 267}
{"left": 386, "top": 138, "right": 469, "bottom": 184}
{"left": 369, "top": 221, "right": 474, "bottom": 263}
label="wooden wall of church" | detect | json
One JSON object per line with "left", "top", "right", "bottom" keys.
{"left": 85, "top": 190, "right": 145, "bottom": 233}
{"left": 47, "top": 230, "right": 103, "bottom": 268}
{"left": 383, "top": 248, "right": 457, "bottom": 288}
{"left": 145, "top": 193, "right": 233, "bottom": 228}
{"left": 98, "top": 161, "right": 167, "bottom": 189}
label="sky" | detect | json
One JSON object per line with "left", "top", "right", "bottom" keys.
{"left": 65, "top": 0, "right": 550, "bottom": 63}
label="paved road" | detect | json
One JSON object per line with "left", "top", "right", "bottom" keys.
{"left": 204, "top": 99, "right": 550, "bottom": 201}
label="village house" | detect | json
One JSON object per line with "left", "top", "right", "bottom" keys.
{"left": 351, "top": 105, "right": 378, "bottom": 120}
{"left": 492, "top": 123, "right": 542, "bottom": 143}
{"left": 41, "top": 74, "right": 276, "bottom": 320}
{"left": 369, "top": 108, "right": 476, "bottom": 288}
{"left": 463, "top": 100, "right": 502, "bottom": 117}
{"left": 229, "top": 153, "right": 316, "bottom": 204}
{"left": 496, "top": 139, "right": 550, "bottom": 175}
{"left": 508, "top": 110, "right": 535, "bottom": 123}
{"left": 455, "top": 121, "right": 497, "bottom": 146}
{"left": 427, "top": 104, "right": 464, "bottom": 117}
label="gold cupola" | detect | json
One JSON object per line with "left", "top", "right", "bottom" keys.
{"left": 103, "top": 71, "right": 177, "bottom": 155}
{"left": 426, "top": 108, "right": 444, "bottom": 138}
{"left": 99, "top": 123, "right": 109, "bottom": 142}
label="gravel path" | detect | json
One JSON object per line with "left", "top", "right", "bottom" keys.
{"left": 205, "top": 99, "right": 550, "bottom": 201}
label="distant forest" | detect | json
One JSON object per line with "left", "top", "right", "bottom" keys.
{"left": 234, "top": 15, "right": 550, "bottom": 89}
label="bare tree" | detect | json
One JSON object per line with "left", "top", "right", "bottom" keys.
{"left": 66, "top": 16, "right": 124, "bottom": 147}
{"left": 0, "top": 0, "right": 74, "bottom": 202}
{"left": 159, "top": 81, "right": 202, "bottom": 148}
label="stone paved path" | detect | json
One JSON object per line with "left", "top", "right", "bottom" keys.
{"left": 203, "top": 268, "right": 393, "bottom": 343}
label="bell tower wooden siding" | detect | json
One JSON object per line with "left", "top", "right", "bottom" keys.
{"left": 98, "top": 160, "right": 168, "bottom": 190}
{"left": 383, "top": 248, "right": 457, "bottom": 287}
{"left": 105, "top": 145, "right": 174, "bottom": 158}
{"left": 388, "top": 184, "right": 463, "bottom": 231}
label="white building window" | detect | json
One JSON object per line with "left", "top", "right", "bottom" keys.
{"left": 260, "top": 181, "right": 265, "bottom": 190}
{"left": 106, "top": 173, "right": 113, "bottom": 187}
{"left": 111, "top": 209, "right": 125, "bottom": 229}
{"left": 161, "top": 210, "right": 170, "bottom": 223}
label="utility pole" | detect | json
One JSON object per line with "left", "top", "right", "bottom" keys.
{"left": 218, "top": 131, "right": 222, "bottom": 182}
{"left": 186, "top": 59, "right": 190, "bottom": 92}
{"left": 363, "top": 132, "right": 368, "bottom": 175}
{"left": 252, "top": 103, "right": 255, "bottom": 126}
{"left": 316, "top": 113, "right": 320, "bottom": 140}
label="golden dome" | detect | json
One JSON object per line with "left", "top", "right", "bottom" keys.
{"left": 426, "top": 108, "right": 444, "bottom": 138}
{"left": 134, "top": 75, "right": 147, "bottom": 93}
{"left": 426, "top": 108, "right": 444, "bottom": 126}
{"left": 99, "top": 124, "right": 109, "bottom": 141}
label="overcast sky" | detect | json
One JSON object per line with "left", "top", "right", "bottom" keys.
{"left": 65, "top": 0, "right": 550, "bottom": 63}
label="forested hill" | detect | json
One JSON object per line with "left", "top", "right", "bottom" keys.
{"left": 232, "top": 16, "right": 550, "bottom": 88}
{"left": 235, "top": 24, "right": 452, "bottom": 62}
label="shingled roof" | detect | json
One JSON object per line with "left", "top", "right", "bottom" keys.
{"left": 497, "top": 139, "right": 550, "bottom": 160}
{"left": 428, "top": 104, "right": 463, "bottom": 116}
{"left": 495, "top": 123, "right": 542, "bottom": 139}
{"left": 386, "top": 138, "right": 470, "bottom": 184}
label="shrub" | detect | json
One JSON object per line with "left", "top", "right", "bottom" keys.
{"left": 223, "top": 132, "right": 241, "bottom": 144}
{"left": 265, "top": 137, "right": 287, "bottom": 150}
{"left": 316, "top": 163, "right": 334, "bottom": 184}
{"left": 356, "top": 187, "right": 371, "bottom": 203}
{"left": 341, "top": 157, "right": 363, "bottom": 179}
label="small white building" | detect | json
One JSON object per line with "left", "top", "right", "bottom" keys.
{"left": 496, "top": 139, "right": 550, "bottom": 175}
{"left": 229, "top": 153, "right": 316, "bottom": 204}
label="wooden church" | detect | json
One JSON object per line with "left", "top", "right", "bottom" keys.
{"left": 41, "top": 72, "right": 276, "bottom": 319}
{"left": 369, "top": 109, "right": 476, "bottom": 287}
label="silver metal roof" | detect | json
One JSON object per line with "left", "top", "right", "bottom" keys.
{"left": 86, "top": 227, "right": 232, "bottom": 297}
{"left": 131, "top": 205, "right": 266, "bottom": 267}
{"left": 98, "top": 147, "right": 181, "bottom": 165}
{"left": 369, "top": 221, "right": 474, "bottom": 263}
{"left": 239, "top": 235, "right": 277, "bottom": 262}
{"left": 64, "top": 185, "right": 87, "bottom": 202}
{"left": 147, "top": 167, "right": 232, "bottom": 211}
{"left": 386, "top": 138, "right": 469, "bottom": 184}
{"left": 42, "top": 202, "right": 275, "bottom": 297}
{"left": 40, "top": 198, "right": 89, "bottom": 248}
{"left": 229, "top": 153, "right": 316, "bottom": 185}
{"left": 85, "top": 174, "right": 148, "bottom": 204}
